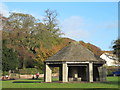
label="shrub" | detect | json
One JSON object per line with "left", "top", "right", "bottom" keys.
{"left": 18, "top": 68, "right": 42, "bottom": 75}
{"left": 106, "top": 66, "right": 119, "bottom": 76}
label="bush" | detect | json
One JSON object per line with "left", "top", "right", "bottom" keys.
{"left": 2, "top": 71, "right": 9, "bottom": 76}
{"left": 18, "top": 68, "right": 42, "bottom": 75}
{"left": 106, "top": 66, "right": 119, "bottom": 76}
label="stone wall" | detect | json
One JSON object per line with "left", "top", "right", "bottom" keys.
{"left": 1, "top": 73, "right": 59, "bottom": 80}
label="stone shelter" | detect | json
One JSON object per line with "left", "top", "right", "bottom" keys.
{"left": 44, "top": 42, "right": 106, "bottom": 82}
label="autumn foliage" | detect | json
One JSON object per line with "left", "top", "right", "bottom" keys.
{"left": 79, "top": 41, "right": 112, "bottom": 56}
{"left": 2, "top": 11, "right": 112, "bottom": 73}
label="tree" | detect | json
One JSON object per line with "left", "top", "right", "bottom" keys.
{"left": 2, "top": 45, "right": 19, "bottom": 72}
{"left": 113, "top": 39, "right": 120, "bottom": 61}
{"left": 79, "top": 41, "right": 103, "bottom": 56}
{"left": 2, "top": 13, "right": 38, "bottom": 68}
{"left": 2, "top": 10, "right": 63, "bottom": 70}
{"left": 43, "top": 9, "right": 63, "bottom": 37}
{"left": 7, "top": 13, "right": 36, "bottom": 30}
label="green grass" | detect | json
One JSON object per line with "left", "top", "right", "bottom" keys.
{"left": 1, "top": 77, "right": 119, "bottom": 88}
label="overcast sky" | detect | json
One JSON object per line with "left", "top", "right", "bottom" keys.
{"left": 1, "top": 2, "right": 118, "bottom": 51}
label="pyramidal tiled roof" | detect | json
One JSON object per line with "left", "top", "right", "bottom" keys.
{"left": 45, "top": 42, "right": 105, "bottom": 63}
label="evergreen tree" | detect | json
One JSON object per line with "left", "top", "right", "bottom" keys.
{"left": 2, "top": 45, "right": 19, "bottom": 71}
{"left": 113, "top": 39, "right": 120, "bottom": 61}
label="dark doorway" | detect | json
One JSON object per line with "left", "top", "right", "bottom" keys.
{"left": 93, "top": 66, "right": 100, "bottom": 81}
{"left": 78, "top": 66, "right": 88, "bottom": 81}
{"left": 68, "top": 66, "right": 88, "bottom": 81}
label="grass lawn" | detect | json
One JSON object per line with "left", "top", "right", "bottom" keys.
{"left": 1, "top": 76, "right": 119, "bottom": 88}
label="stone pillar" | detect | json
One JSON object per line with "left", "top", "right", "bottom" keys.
{"left": 98, "top": 65, "right": 107, "bottom": 82}
{"left": 62, "top": 63, "right": 68, "bottom": 82}
{"left": 89, "top": 62, "right": 93, "bottom": 82}
{"left": 44, "top": 64, "right": 52, "bottom": 82}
